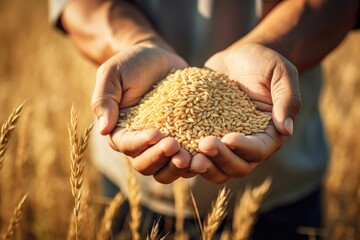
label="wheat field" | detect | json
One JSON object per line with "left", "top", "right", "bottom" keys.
{"left": 0, "top": 0, "right": 360, "bottom": 239}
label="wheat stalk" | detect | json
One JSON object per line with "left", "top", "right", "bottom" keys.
{"left": 0, "top": 102, "right": 25, "bottom": 170}
{"left": 98, "top": 192, "right": 125, "bottom": 240}
{"left": 68, "top": 104, "right": 94, "bottom": 240}
{"left": 232, "top": 178, "right": 272, "bottom": 240}
{"left": 202, "top": 187, "right": 231, "bottom": 240}
{"left": 67, "top": 187, "right": 94, "bottom": 240}
{"left": 125, "top": 155, "right": 142, "bottom": 240}
{"left": 1, "top": 193, "right": 28, "bottom": 240}
{"left": 173, "top": 178, "right": 187, "bottom": 240}
{"left": 190, "top": 191, "right": 204, "bottom": 239}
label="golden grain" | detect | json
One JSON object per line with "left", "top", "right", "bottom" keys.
{"left": 118, "top": 67, "right": 270, "bottom": 155}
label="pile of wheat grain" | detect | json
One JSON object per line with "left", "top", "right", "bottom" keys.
{"left": 118, "top": 67, "right": 271, "bottom": 155}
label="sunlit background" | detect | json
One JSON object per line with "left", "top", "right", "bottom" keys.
{"left": 0, "top": 0, "right": 359, "bottom": 239}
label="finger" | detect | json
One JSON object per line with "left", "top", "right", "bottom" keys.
{"left": 153, "top": 148, "right": 191, "bottom": 184}
{"left": 181, "top": 170, "right": 197, "bottom": 178}
{"left": 271, "top": 59, "right": 301, "bottom": 136}
{"left": 190, "top": 153, "right": 230, "bottom": 184}
{"left": 92, "top": 62, "right": 122, "bottom": 135}
{"left": 110, "top": 128, "right": 164, "bottom": 157}
{"left": 198, "top": 136, "right": 258, "bottom": 178}
{"left": 221, "top": 127, "right": 283, "bottom": 163}
{"left": 131, "top": 137, "right": 181, "bottom": 175}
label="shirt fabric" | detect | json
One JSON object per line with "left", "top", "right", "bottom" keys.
{"left": 50, "top": 0, "right": 328, "bottom": 217}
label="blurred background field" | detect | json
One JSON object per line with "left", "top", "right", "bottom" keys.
{"left": 0, "top": 0, "right": 359, "bottom": 239}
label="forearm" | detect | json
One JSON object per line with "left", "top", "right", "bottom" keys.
{"left": 239, "top": 0, "right": 359, "bottom": 72}
{"left": 61, "top": 0, "right": 171, "bottom": 64}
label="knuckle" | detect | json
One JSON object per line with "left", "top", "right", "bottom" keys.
{"left": 106, "top": 136, "right": 118, "bottom": 152}
{"left": 91, "top": 97, "right": 104, "bottom": 113}
{"left": 132, "top": 163, "right": 150, "bottom": 176}
{"left": 172, "top": 159, "right": 190, "bottom": 170}
{"left": 96, "top": 62, "right": 114, "bottom": 80}
{"left": 293, "top": 96, "right": 302, "bottom": 114}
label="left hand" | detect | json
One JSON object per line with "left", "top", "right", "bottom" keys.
{"left": 190, "top": 42, "right": 301, "bottom": 184}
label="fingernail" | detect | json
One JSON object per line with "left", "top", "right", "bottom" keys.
{"left": 284, "top": 117, "right": 293, "bottom": 135}
{"left": 99, "top": 116, "right": 106, "bottom": 131}
{"left": 190, "top": 168, "right": 207, "bottom": 173}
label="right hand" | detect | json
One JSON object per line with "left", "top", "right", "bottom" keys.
{"left": 91, "top": 43, "right": 195, "bottom": 183}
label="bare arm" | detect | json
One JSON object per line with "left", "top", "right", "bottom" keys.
{"left": 61, "top": 0, "right": 172, "bottom": 64}
{"left": 241, "top": 0, "right": 359, "bottom": 72}
{"left": 61, "top": 0, "right": 192, "bottom": 184}
{"left": 199, "top": 0, "right": 358, "bottom": 183}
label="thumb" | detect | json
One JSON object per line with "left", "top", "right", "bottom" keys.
{"left": 271, "top": 62, "right": 301, "bottom": 136}
{"left": 91, "top": 64, "right": 122, "bottom": 135}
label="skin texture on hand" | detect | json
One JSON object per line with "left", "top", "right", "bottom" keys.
{"left": 189, "top": 42, "right": 301, "bottom": 183}
{"left": 93, "top": 44, "right": 198, "bottom": 184}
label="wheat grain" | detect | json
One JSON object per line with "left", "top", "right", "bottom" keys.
{"left": 125, "top": 155, "right": 142, "bottom": 240}
{"left": 118, "top": 67, "right": 271, "bottom": 155}
{"left": 68, "top": 104, "right": 94, "bottom": 240}
{"left": 1, "top": 193, "right": 27, "bottom": 240}
{"left": 98, "top": 192, "right": 125, "bottom": 240}
{"left": 232, "top": 178, "right": 272, "bottom": 240}
{"left": 203, "top": 187, "right": 231, "bottom": 240}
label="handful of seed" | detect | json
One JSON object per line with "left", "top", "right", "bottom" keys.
{"left": 117, "top": 67, "right": 271, "bottom": 155}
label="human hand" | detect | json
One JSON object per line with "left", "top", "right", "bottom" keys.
{"left": 92, "top": 43, "right": 195, "bottom": 183}
{"left": 190, "top": 42, "right": 301, "bottom": 183}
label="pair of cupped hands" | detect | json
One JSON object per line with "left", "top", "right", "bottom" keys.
{"left": 91, "top": 42, "right": 301, "bottom": 184}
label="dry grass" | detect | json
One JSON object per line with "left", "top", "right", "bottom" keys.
{"left": 0, "top": 0, "right": 360, "bottom": 239}
{"left": 125, "top": 156, "right": 142, "bottom": 240}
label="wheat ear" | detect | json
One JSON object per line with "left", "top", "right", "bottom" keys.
{"left": 146, "top": 219, "right": 168, "bottom": 240}
{"left": 202, "top": 187, "right": 231, "bottom": 240}
{"left": 98, "top": 192, "right": 125, "bottom": 240}
{"left": 0, "top": 102, "right": 25, "bottom": 170}
{"left": 68, "top": 104, "right": 93, "bottom": 240}
{"left": 146, "top": 218, "right": 160, "bottom": 240}
{"left": 232, "top": 178, "right": 272, "bottom": 240}
{"left": 1, "top": 193, "right": 28, "bottom": 240}
{"left": 125, "top": 155, "right": 142, "bottom": 240}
